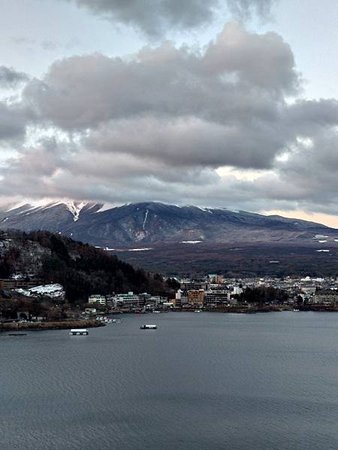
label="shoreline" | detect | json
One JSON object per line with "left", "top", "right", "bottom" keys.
{"left": 2, "top": 306, "right": 338, "bottom": 333}
{"left": 0, "top": 320, "right": 105, "bottom": 333}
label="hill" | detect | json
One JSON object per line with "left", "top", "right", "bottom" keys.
{"left": 0, "top": 230, "right": 173, "bottom": 302}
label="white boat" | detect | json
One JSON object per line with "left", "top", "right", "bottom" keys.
{"left": 69, "top": 328, "right": 88, "bottom": 336}
{"left": 140, "top": 324, "right": 157, "bottom": 330}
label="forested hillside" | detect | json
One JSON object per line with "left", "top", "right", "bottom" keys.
{"left": 0, "top": 230, "right": 175, "bottom": 302}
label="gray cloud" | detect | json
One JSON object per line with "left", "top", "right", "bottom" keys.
{"left": 85, "top": 116, "right": 287, "bottom": 170}
{"left": 2, "top": 22, "right": 338, "bottom": 220}
{"left": 24, "top": 24, "right": 298, "bottom": 132}
{"left": 0, "top": 66, "right": 29, "bottom": 87}
{"left": 0, "top": 67, "right": 33, "bottom": 141}
{"left": 21, "top": 23, "right": 298, "bottom": 174}
{"left": 0, "top": 103, "right": 30, "bottom": 141}
{"left": 286, "top": 99, "right": 338, "bottom": 135}
{"left": 67, "top": 0, "right": 275, "bottom": 36}
{"left": 227, "top": 0, "right": 275, "bottom": 21}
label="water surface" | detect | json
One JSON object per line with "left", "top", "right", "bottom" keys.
{"left": 1, "top": 312, "right": 338, "bottom": 449}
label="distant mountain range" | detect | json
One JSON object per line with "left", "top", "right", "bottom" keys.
{"left": 1, "top": 201, "right": 338, "bottom": 275}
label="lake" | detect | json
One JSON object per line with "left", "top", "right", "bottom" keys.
{"left": 1, "top": 312, "right": 338, "bottom": 449}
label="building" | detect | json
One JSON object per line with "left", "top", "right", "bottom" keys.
{"left": 208, "top": 274, "right": 224, "bottom": 284}
{"left": 88, "top": 295, "right": 106, "bottom": 306}
{"left": 312, "top": 292, "right": 338, "bottom": 306}
{"left": 181, "top": 279, "right": 208, "bottom": 291}
{"left": 113, "top": 292, "right": 141, "bottom": 308}
{"left": 204, "top": 291, "right": 230, "bottom": 307}
{"left": 187, "top": 289, "right": 205, "bottom": 307}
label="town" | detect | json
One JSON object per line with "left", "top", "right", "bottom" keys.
{"left": 2, "top": 272, "right": 338, "bottom": 331}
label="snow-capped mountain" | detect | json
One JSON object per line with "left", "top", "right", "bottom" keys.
{"left": 2, "top": 200, "right": 338, "bottom": 274}
{"left": 0, "top": 200, "right": 336, "bottom": 248}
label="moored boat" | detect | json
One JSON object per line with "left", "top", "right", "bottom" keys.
{"left": 140, "top": 324, "right": 157, "bottom": 330}
{"left": 69, "top": 329, "right": 88, "bottom": 336}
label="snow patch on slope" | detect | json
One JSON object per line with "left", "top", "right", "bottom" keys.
{"left": 196, "top": 206, "right": 213, "bottom": 213}
{"left": 64, "top": 201, "right": 87, "bottom": 222}
{"left": 4, "top": 199, "right": 98, "bottom": 221}
{"left": 143, "top": 209, "right": 149, "bottom": 230}
{"left": 16, "top": 283, "right": 64, "bottom": 298}
{"left": 95, "top": 202, "right": 126, "bottom": 213}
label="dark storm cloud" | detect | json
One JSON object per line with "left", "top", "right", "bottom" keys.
{"left": 67, "top": 0, "right": 275, "bottom": 36}
{"left": 0, "top": 66, "right": 29, "bottom": 87}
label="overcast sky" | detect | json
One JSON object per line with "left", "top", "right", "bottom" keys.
{"left": 0, "top": 0, "right": 338, "bottom": 226}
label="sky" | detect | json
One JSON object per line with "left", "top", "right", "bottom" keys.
{"left": 0, "top": 0, "right": 338, "bottom": 226}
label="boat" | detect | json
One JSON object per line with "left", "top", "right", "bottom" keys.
{"left": 104, "top": 318, "right": 114, "bottom": 324}
{"left": 140, "top": 324, "right": 157, "bottom": 330}
{"left": 69, "top": 328, "right": 88, "bottom": 336}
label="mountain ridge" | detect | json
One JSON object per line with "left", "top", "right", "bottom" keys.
{"left": 0, "top": 201, "right": 335, "bottom": 247}
{"left": 1, "top": 201, "right": 338, "bottom": 275}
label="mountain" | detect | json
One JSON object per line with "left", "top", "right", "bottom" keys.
{"left": 0, "top": 200, "right": 335, "bottom": 245}
{"left": 1, "top": 201, "right": 338, "bottom": 275}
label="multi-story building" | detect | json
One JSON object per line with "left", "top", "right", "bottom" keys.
{"left": 204, "top": 291, "right": 230, "bottom": 307}
{"left": 187, "top": 289, "right": 205, "bottom": 307}
{"left": 113, "top": 292, "right": 141, "bottom": 308}
{"left": 312, "top": 292, "right": 338, "bottom": 305}
{"left": 88, "top": 295, "right": 107, "bottom": 306}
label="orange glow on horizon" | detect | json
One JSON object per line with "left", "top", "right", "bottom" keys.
{"left": 263, "top": 210, "right": 338, "bottom": 229}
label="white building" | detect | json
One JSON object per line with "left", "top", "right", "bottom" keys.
{"left": 113, "top": 292, "right": 140, "bottom": 307}
{"left": 88, "top": 295, "right": 107, "bottom": 305}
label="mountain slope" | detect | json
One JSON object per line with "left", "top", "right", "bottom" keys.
{"left": 0, "top": 229, "right": 169, "bottom": 301}
{"left": 0, "top": 201, "right": 335, "bottom": 247}
{"left": 1, "top": 201, "right": 338, "bottom": 275}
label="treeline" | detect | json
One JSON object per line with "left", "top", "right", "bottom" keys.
{"left": 236, "top": 286, "right": 289, "bottom": 304}
{"left": 0, "top": 247, "right": 21, "bottom": 278}
{"left": 1, "top": 230, "right": 178, "bottom": 303}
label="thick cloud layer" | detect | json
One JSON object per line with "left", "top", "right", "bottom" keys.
{"left": 23, "top": 24, "right": 297, "bottom": 172}
{"left": 24, "top": 24, "right": 297, "bottom": 130}
{"left": 1, "top": 23, "right": 338, "bottom": 218}
{"left": 67, "top": 0, "right": 275, "bottom": 36}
